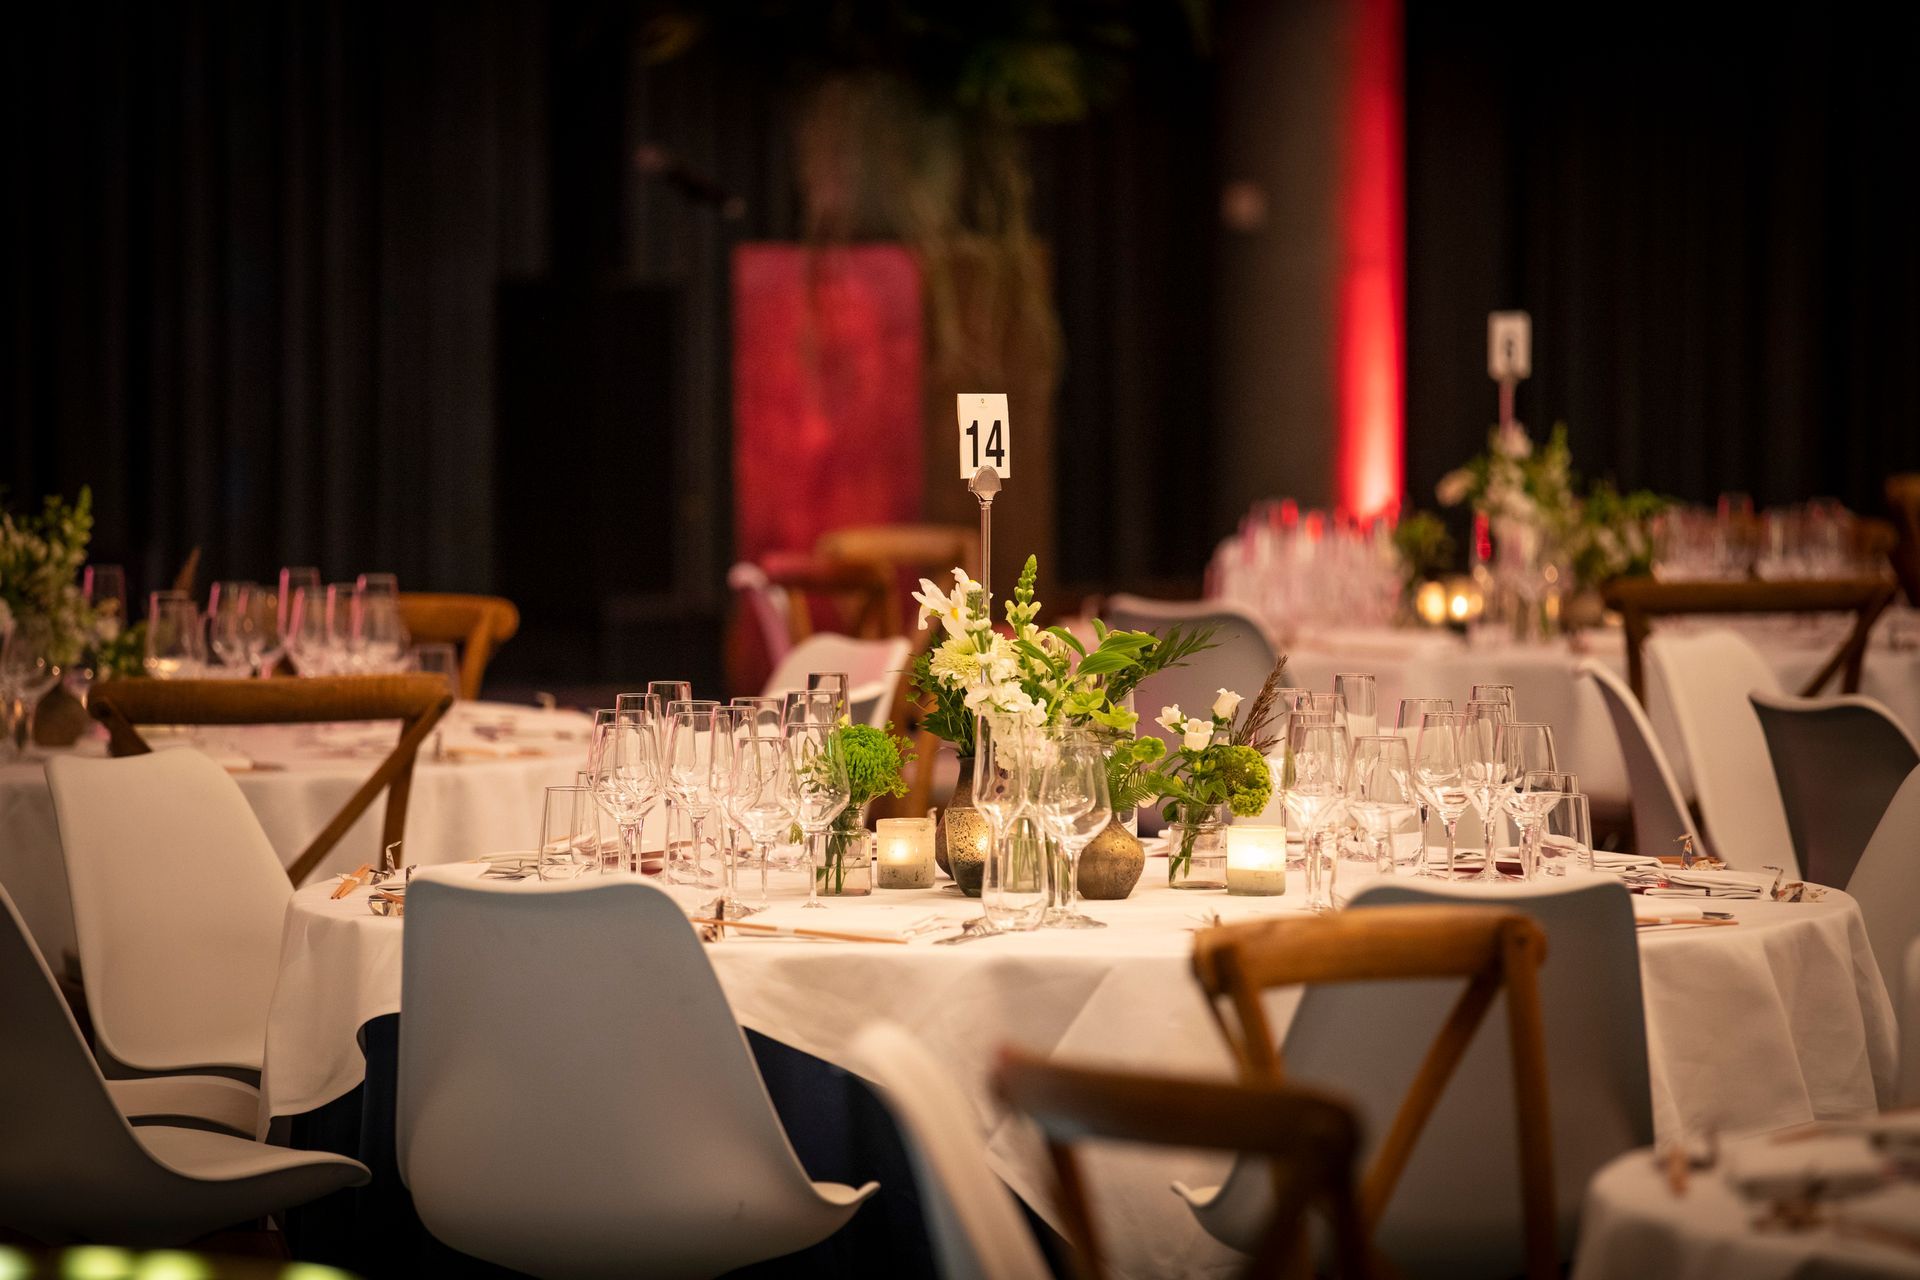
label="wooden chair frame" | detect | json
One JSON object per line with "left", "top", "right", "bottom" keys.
{"left": 1192, "top": 906, "right": 1555, "bottom": 1280}
{"left": 88, "top": 675, "right": 452, "bottom": 886}
{"left": 993, "top": 1049, "right": 1370, "bottom": 1280}
{"left": 395, "top": 593, "right": 521, "bottom": 700}
{"left": 1889, "top": 474, "right": 1920, "bottom": 606}
{"left": 1602, "top": 574, "right": 1897, "bottom": 701}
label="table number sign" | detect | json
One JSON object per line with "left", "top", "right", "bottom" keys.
{"left": 1487, "top": 311, "right": 1531, "bottom": 381}
{"left": 957, "top": 393, "right": 1011, "bottom": 479}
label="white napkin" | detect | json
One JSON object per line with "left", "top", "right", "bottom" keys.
{"left": 1593, "top": 850, "right": 1664, "bottom": 871}
{"left": 1724, "top": 1136, "right": 1888, "bottom": 1200}
{"left": 1840, "top": 1184, "right": 1920, "bottom": 1245}
{"left": 1643, "top": 868, "right": 1779, "bottom": 899}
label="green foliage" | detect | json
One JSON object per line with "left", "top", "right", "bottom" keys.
{"left": 93, "top": 621, "right": 148, "bottom": 681}
{"left": 829, "top": 721, "right": 914, "bottom": 817}
{"left": 1104, "top": 734, "right": 1167, "bottom": 813}
{"left": 1158, "top": 742, "right": 1271, "bottom": 824}
{"left": 1391, "top": 510, "right": 1455, "bottom": 590}
{"left": 0, "top": 486, "right": 102, "bottom": 667}
{"left": 1572, "top": 481, "right": 1667, "bottom": 587}
{"left": 909, "top": 650, "right": 977, "bottom": 757}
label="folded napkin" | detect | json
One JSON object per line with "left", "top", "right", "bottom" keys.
{"left": 1643, "top": 868, "right": 1780, "bottom": 899}
{"left": 1724, "top": 1135, "right": 1889, "bottom": 1200}
{"left": 1593, "top": 850, "right": 1664, "bottom": 871}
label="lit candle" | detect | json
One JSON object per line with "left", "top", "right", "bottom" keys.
{"left": 1226, "top": 824, "right": 1288, "bottom": 896}
{"left": 875, "top": 817, "right": 936, "bottom": 889}
{"left": 1416, "top": 579, "right": 1448, "bottom": 627}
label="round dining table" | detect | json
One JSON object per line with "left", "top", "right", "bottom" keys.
{"left": 0, "top": 699, "right": 592, "bottom": 971}
{"left": 263, "top": 856, "right": 1897, "bottom": 1280}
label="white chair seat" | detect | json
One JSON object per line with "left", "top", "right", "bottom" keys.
{"left": 106, "top": 1075, "right": 260, "bottom": 1135}
{"left": 137, "top": 1124, "right": 367, "bottom": 1184}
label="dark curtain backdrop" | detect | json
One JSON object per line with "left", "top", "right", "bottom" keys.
{"left": 3, "top": 0, "right": 1217, "bottom": 678}
{"left": 1405, "top": 3, "right": 1920, "bottom": 520}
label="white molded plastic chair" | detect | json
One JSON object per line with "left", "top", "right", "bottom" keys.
{"left": 1644, "top": 629, "right": 1796, "bottom": 875}
{"left": 1579, "top": 659, "right": 1707, "bottom": 859}
{"left": 398, "top": 875, "right": 877, "bottom": 1278}
{"left": 1848, "top": 766, "right": 1920, "bottom": 1072}
{"left": 47, "top": 751, "right": 292, "bottom": 1098}
{"left": 0, "top": 882, "right": 367, "bottom": 1245}
{"left": 729, "top": 561, "right": 795, "bottom": 667}
{"left": 1182, "top": 878, "right": 1651, "bottom": 1276}
{"left": 1101, "top": 595, "right": 1278, "bottom": 834}
{"left": 848, "top": 1023, "right": 1051, "bottom": 1280}
{"left": 763, "top": 632, "right": 911, "bottom": 728}
{"left": 1751, "top": 692, "right": 1920, "bottom": 890}
{"left": 1900, "top": 936, "right": 1920, "bottom": 1109}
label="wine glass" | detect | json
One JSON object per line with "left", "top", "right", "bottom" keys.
{"left": 782, "top": 688, "right": 838, "bottom": 730}
{"left": 1469, "top": 683, "right": 1516, "bottom": 719}
{"left": 1334, "top": 673, "right": 1378, "bottom": 737}
{"left": 1038, "top": 734, "right": 1110, "bottom": 929}
{"left": 247, "top": 587, "right": 285, "bottom": 676}
{"left": 1395, "top": 697, "right": 1453, "bottom": 733}
{"left": 144, "top": 596, "right": 204, "bottom": 680}
{"left": 1461, "top": 700, "right": 1509, "bottom": 882}
{"left": 590, "top": 710, "right": 658, "bottom": 875}
{"left": 278, "top": 567, "right": 320, "bottom": 638}
{"left": 784, "top": 721, "right": 849, "bottom": 910}
{"left": 1413, "top": 711, "right": 1471, "bottom": 879}
{"left": 1305, "top": 692, "right": 1349, "bottom": 736}
{"left": 807, "top": 671, "right": 851, "bottom": 720}
{"left": 1506, "top": 768, "right": 1568, "bottom": 880}
{"left": 351, "top": 584, "right": 409, "bottom": 674}
{"left": 1, "top": 618, "right": 62, "bottom": 755}
{"left": 284, "top": 585, "right": 331, "bottom": 675}
{"left": 324, "top": 584, "right": 357, "bottom": 671}
{"left": 665, "top": 704, "right": 721, "bottom": 889}
{"left": 730, "top": 735, "right": 793, "bottom": 909}
{"left": 709, "top": 707, "right": 752, "bottom": 914}
{"left": 648, "top": 681, "right": 693, "bottom": 715}
{"left": 208, "top": 582, "right": 259, "bottom": 675}
{"left": 83, "top": 565, "right": 127, "bottom": 637}
{"left": 1286, "top": 718, "right": 1348, "bottom": 912}
{"left": 1347, "top": 735, "right": 1418, "bottom": 874}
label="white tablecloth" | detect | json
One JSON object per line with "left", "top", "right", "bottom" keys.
{"left": 262, "top": 862, "right": 1897, "bottom": 1280}
{"left": 1283, "top": 612, "right": 1920, "bottom": 810}
{"left": 1573, "top": 1143, "right": 1920, "bottom": 1280}
{"left": 0, "top": 700, "right": 591, "bottom": 969}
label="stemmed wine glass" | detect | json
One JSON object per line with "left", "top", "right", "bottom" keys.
{"left": 1469, "top": 683, "right": 1516, "bottom": 718}
{"left": 1, "top": 618, "right": 62, "bottom": 756}
{"left": 730, "top": 732, "right": 792, "bottom": 909}
{"left": 1347, "top": 735, "right": 1418, "bottom": 874}
{"left": 1286, "top": 718, "right": 1348, "bottom": 911}
{"left": 144, "top": 595, "right": 204, "bottom": 679}
{"left": 590, "top": 710, "right": 659, "bottom": 874}
{"left": 209, "top": 582, "right": 262, "bottom": 675}
{"left": 284, "top": 585, "right": 331, "bottom": 675}
{"left": 1497, "top": 723, "right": 1559, "bottom": 878}
{"left": 1334, "top": 673, "right": 1378, "bottom": 737}
{"left": 665, "top": 702, "right": 722, "bottom": 887}
{"left": 782, "top": 688, "right": 838, "bottom": 730}
{"left": 807, "top": 672, "right": 851, "bottom": 721}
{"left": 709, "top": 707, "right": 750, "bottom": 914}
{"left": 1413, "top": 711, "right": 1472, "bottom": 879}
{"left": 784, "top": 720, "right": 850, "bottom": 910}
{"left": 83, "top": 565, "right": 127, "bottom": 636}
{"left": 1038, "top": 733, "right": 1110, "bottom": 929}
{"left": 1461, "top": 700, "right": 1510, "bottom": 882}
{"left": 1395, "top": 697, "right": 1452, "bottom": 839}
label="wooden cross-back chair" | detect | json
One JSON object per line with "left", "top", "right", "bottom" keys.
{"left": 88, "top": 676, "right": 452, "bottom": 886}
{"left": 1602, "top": 575, "right": 1898, "bottom": 702}
{"left": 1192, "top": 906, "right": 1555, "bottom": 1280}
{"left": 992, "top": 1049, "right": 1371, "bottom": 1280}
{"left": 395, "top": 593, "right": 521, "bottom": 700}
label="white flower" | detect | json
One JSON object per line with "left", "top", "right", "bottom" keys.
{"left": 1494, "top": 420, "right": 1533, "bottom": 460}
{"left": 1156, "top": 705, "right": 1184, "bottom": 731}
{"left": 1182, "top": 719, "right": 1214, "bottom": 752}
{"left": 1435, "top": 468, "right": 1474, "bottom": 507}
{"left": 1212, "top": 689, "right": 1243, "bottom": 721}
{"left": 928, "top": 639, "right": 982, "bottom": 688}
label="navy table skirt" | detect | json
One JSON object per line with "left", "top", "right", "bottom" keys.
{"left": 280, "top": 1016, "right": 1067, "bottom": 1278}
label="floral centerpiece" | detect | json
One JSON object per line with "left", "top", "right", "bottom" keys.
{"left": 1150, "top": 668, "right": 1288, "bottom": 886}
{"left": 819, "top": 720, "right": 913, "bottom": 895}
{"left": 0, "top": 487, "right": 104, "bottom": 667}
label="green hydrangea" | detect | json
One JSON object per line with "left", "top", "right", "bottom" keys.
{"left": 831, "top": 722, "right": 914, "bottom": 815}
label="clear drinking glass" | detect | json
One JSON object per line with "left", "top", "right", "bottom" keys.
{"left": 1414, "top": 711, "right": 1472, "bottom": 879}
{"left": 1469, "top": 683, "right": 1516, "bottom": 719}
{"left": 1538, "top": 790, "right": 1593, "bottom": 876}
{"left": 246, "top": 587, "right": 284, "bottom": 676}
{"left": 982, "top": 722, "right": 1049, "bottom": 931}
{"left": 324, "top": 583, "right": 357, "bottom": 672}
{"left": 807, "top": 672, "right": 851, "bottom": 720}
{"left": 1461, "top": 699, "right": 1510, "bottom": 882}
{"left": 590, "top": 710, "right": 658, "bottom": 874}
{"left": 411, "top": 643, "right": 460, "bottom": 701}
{"left": 1505, "top": 768, "right": 1567, "bottom": 879}
{"left": 665, "top": 705, "right": 721, "bottom": 889}
{"left": 537, "top": 785, "right": 598, "bottom": 880}
{"left": 1497, "top": 723, "right": 1559, "bottom": 878}
{"left": 1038, "top": 733, "right": 1110, "bottom": 929}
{"left": 730, "top": 735, "right": 792, "bottom": 909}
{"left": 1334, "top": 673, "right": 1379, "bottom": 738}
{"left": 208, "top": 582, "right": 258, "bottom": 675}
{"left": 144, "top": 597, "right": 204, "bottom": 680}
{"left": 284, "top": 585, "right": 330, "bottom": 675}
{"left": 83, "top": 565, "right": 128, "bottom": 637}
{"left": 782, "top": 688, "right": 839, "bottom": 729}
{"left": 1287, "top": 719, "right": 1347, "bottom": 912}
{"left": 351, "top": 587, "right": 410, "bottom": 674}
{"left": 648, "top": 681, "right": 694, "bottom": 715}
{"left": 785, "top": 721, "right": 850, "bottom": 909}
{"left": 1, "top": 617, "right": 62, "bottom": 752}
{"left": 1347, "top": 735, "right": 1418, "bottom": 874}
{"left": 710, "top": 706, "right": 752, "bottom": 914}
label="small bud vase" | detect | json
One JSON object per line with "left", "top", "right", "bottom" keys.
{"left": 1168, "top": 805, "right": 1230, "bottom": 890}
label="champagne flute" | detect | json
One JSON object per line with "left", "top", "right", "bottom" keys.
{"left": 1038, "top": 733, "right": 1110, "bottom": 929}
{"left": 590, "top": 710, "right": 658, "bottom": 874}
{"left": 1413, "top": 711, "right": 1471, "bottom": 879}
{"left": 1461, "top": 700, "right": 1509, "bottom": 882}
{"left": 1347, "top": 735, "right": 1418, "bottom": 874}
{"left": 785, "top": 721, "right": 849, "bottom": 909}
{"left": 709, "top": 707, "right": 749, "bottom": 914}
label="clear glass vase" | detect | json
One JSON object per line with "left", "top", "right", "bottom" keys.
{"left": 818, "top": 828, "right": 874, "bottom": 897}
{"left": 1168, "top": 806, "right": 1229, "bottom": 890}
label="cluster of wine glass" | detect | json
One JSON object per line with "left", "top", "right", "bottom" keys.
{"left": 1269, "top": 674, "right": 1594, "bottom": 911}
{"left": 1653, "top": 494, "right": 1881, "bottom": 582}
{"left": 1209, "top": 500, "right": 1404, "bottom": 638}
{"left": 143, "top": 569, "right": 419, "bottom": 680}
{"left": 540, "top": 675, "right": 857, "bottom": 919}
{"left": 968, "top": 720, "right": 1114, "bottom": 933}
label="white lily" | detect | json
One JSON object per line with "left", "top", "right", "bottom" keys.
{"left": 1156, "top": 705, "right": 1184, "bottom": 732}
{"left": 1182, "top": 718, "right": 1214, "bottom": 752}
{"left": 1212, "top": 689, "right": 1243, "bottom": 721}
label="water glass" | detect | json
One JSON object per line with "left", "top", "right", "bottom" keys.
{"left": 1538, "top": 791, "right": 1593, "bottom": 876}
{"left": 1334, "top": 673, "right": 1378, "bottom": 738}
{"left": 1347, "top": 735, "right": 1418, "bottom": 873}
{"left": 144, "top": 596, "right": 204, "bottom": 680}
{"left": 537, "top": 785, "right": 599, "bottom": 880}
{"left": 411, "top": 643, "right": 461, "bottom": 701}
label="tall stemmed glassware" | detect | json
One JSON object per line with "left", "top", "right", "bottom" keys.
{"left": 1287, "top": 719, "right": 1347, "bottom": 912}
{"left": 1469, "top": 683, "right": 1516, "bottom": 718}
{"left": 709, "top": 707, "right": 750, "bottom": 914}
{"left": 1347, "top": 735, "right": 1418, "bottom": 874}
{"left": 324, "top": 584, "right": 357, "bottom": 672}
{"left": 247, "top": 587, "right": 285, "bottom": 676}
{"left": 981, "top": 720, "right": 1049, "bottom": 931}
{"left": 648, "top": 681, "right": 693, "bottom": 714}
{"left": 284, "top": 586, "right": 330, "bottom": 675}
{"left": 1461, "top": 700, "right": 1510, "bottom": 882}
{"left": 1395, "top": 697, "right": 1453, "bottom": 838}
{"left": 730, "top": 734, "right": 791, "bottom": 909}
{"left": 144, "top": 596, "right": 204, "bottom": 680}
{"left": 665, "top": 702, "right": 722, "bottom": 887}
{"left": 590, "top": 710, "right": 659, "bottom": 874}
{"left": 1499, "top": 723, "right": 1559, "bottom": 878}
{"left": 785, "top": 721, "right": 850, "bottom": 910}
{"left": 807, "top": 672, "right": 851, "bottom": 720}
{"left": 1334, "top": 673, "right": 1378, "bottom": 737}
{"left": 782, "top": 689, "right": 838, "bottom": 730}
{"left": 351, "top": 580, "right": 409, "bottom": 674}
{"left": 1, "top": 618, "right": 61, "bottom": 755}
{"left": 1507, "top": 768, "right": 1568, "bottom": 880}
{"left": 1413, "top": 711, "right": 1472, "bottom": 879}
{"left": 1038, "top": 734, "right": 1110, "bottom": 929}
{"left": 208, "top": 582, "right": 260, "bottom": 675}
{"left": 278, "top": 568, "right": 320, "bottom": 636}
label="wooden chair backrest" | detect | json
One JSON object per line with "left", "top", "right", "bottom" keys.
{"left": 88, "top": 675, "right": 452, "bottom": 886}
{"left": 758, "top": 556, "right": 896, "bottom": 645}
{"left": 1192, "top": 906, "right": 1554, "bottom": 1280}
{"left": 395, "top": 593, "right": 521, "bottom": 699}
{"left": 1889, "top": 474, "right": 1920, "bottom": 606}
{"left": 993, "top": 1049, "right": 1370, "bottom": 1280}
{"left": 816, "top": 522, "right": 981, "bottom": 593}
{"left": 1602, "top": 575, "right": 1896, "bottom": 702}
